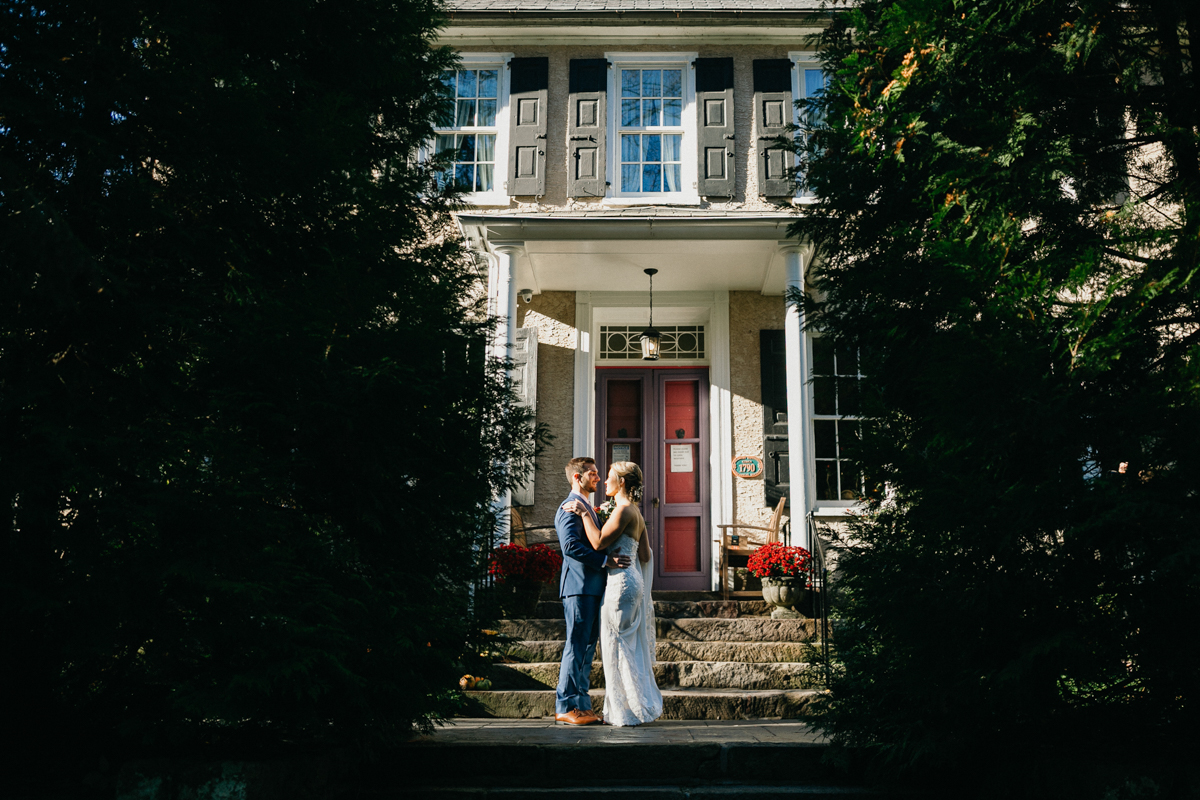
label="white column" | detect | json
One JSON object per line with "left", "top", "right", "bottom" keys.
{"left": 572, "top": 292, "right": 594, "bottom": 460}
{"left": 710, "top": 291, "right": 732, "bottom": 591}
{"left": 490, "top": 242, "right": 525, "bottom": 544}
{"left": 782, "top": 244, "right": 812, "bottom": 551}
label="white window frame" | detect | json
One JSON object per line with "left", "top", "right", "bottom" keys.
{"left": 432, "top": 52, "right": 514, "bottom": 207}
{"left": 789, "top": 52, "right": 826, "bottom": 205}
{"left": 807, "top": 332, "right": 865, "bottom": 514}
{"left": 604, "top": 52, "right": 700, "bottom": 206}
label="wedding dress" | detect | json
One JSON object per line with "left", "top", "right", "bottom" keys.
{"left": 600, "top": 528, "right": 663, "bottom": 726}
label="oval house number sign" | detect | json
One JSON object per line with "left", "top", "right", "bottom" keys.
{"left": 731, "top": 456, "right": 764, "bottom": 479}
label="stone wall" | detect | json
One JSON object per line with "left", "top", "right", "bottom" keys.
{"left": 729, "top": 291, "right": 787, "bottom": 537}
{"left": 516, "top": 291, "right": 576, "bottom": 530}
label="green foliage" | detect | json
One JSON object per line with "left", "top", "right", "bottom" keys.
{"left": 794, "top": 0, "right": 1200, "bottom": 791}
{"left": 0, "top": 0, "right": 531, "bottom": 750}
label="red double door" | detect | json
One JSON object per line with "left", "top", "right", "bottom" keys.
{"left": 595, "top": 368, "right": 711, "bottom": 591}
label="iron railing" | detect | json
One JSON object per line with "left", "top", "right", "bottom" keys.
{"left": 807, "top": 514, "right": 832, "bottom": 686}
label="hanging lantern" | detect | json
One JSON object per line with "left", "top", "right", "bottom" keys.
{"left": 640, "top": 268, "right": 661, "bottom": 361}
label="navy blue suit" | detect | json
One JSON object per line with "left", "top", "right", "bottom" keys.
{"left": 555, "top": 491, "right": 607, "bottom": 715}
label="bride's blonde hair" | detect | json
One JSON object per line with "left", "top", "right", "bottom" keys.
{"left": 610, "top": 461, "right": 644, "bottom": 504}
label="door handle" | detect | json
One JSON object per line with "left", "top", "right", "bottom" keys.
{"left": 653, "top": 497, "right": 660, "bottom": 508}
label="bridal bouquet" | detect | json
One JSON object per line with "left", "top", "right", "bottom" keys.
{"left": 746, "top": 542, "right": 812, "bottom": 579}
{"left": 595, "top": 499, "right": 616, "bottom": 524}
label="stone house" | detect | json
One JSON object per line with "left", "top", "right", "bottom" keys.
{"left": 439, "top": 0, "right": 854, "bottom": 591}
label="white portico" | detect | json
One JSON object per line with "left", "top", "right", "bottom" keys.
{"left": 462, "top": 208, "right": 822, "bottom": 591}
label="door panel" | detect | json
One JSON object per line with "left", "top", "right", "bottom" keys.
{"left": 596, "top": 368, "right": 711, "bottom": 590}
{"left": 654, "top": 370, "right": 709, "bottom": 589}
{"left": 662, "top": 516, "right": 701, "bottom": 572}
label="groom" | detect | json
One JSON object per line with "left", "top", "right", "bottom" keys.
{"left": 554, "top": 456, "right": 631, "bottom": 725}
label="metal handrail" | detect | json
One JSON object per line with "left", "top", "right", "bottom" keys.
{"left": 807, "top": 514, "right": 832, "bottom": 686}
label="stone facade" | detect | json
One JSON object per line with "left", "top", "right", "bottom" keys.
{"left": 516, "top": 291, "right": 577, "bottom": 529}
{"left": 729, "top": 291, "right": 786, "bottom": 535}
{"left": 454, "top": 43, "right": 805, "bottom": 212}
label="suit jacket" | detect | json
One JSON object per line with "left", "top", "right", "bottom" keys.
{"left": 555, "top": 491, "right": 608, "bottom": 598}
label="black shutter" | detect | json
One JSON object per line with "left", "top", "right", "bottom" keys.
{"left": 508, "top": 57, "right": 549, "bottom": 196}
{"left": 760, "top": 330, "right": 790, "bottom": 508}
{"left": 695, "top": 57, "right": 735, "bottom": 198}
{"left": 753, "top": 59, "right": 794, "bottom": 197}
{"left": 568, "top": 58, "right": 608, "bottom": 198}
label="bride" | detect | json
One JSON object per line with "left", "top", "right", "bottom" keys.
{"left": 563, "top": 461, "right": 663, "bottom": 727}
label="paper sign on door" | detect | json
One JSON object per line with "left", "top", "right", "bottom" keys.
{"left": 612, "top": 444, "right": 631, "bottom": 463}
{"left": 670, "top": 444, "right": 693, "bottom": 473}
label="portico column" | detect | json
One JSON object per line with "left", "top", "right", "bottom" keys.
{"left": 490, "top": 241, "right": 525, "bottom": 544}
{"left": 781, "top": 243, "right": 814, "bottom": 551}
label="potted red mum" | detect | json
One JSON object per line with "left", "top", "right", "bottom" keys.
{"left": 746, "top": 542, "right": 812, "bottom": 619}
{"left": 489, "top": 543, "right": 563, "bottom": 618}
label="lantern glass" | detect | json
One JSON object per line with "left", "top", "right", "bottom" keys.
{"left": 640, "top": 328, "right": 661, "bottom": 361}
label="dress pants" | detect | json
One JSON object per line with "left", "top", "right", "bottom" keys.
{"left": 556, "top": 593, "right": 601, "bottom": 714}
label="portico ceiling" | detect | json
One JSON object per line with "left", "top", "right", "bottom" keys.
{"left": 456, "top": 209, "right": 803, "bottom": 296}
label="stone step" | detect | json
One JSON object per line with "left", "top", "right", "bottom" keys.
{"left": 506, "top": 639, "right": 812, "bottom": 664}
{"left": 404, "top": 786, "right": 873, "bottom": 798}
{"left": 498, "top": 618, "right": 819, "bottom": 643}
{"left": 395, "top": 720, "right": 856, "bottom": 790}
{"left": 462, "top": 688, "right": 824, "bottom": 720}
{"left": 532, "top": 599, "right": 772, "bottom": 619}
{"left": 488, "top": 661, "right": 824, "bottom": 691}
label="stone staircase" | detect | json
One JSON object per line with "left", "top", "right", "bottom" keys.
{"left": 465, "top": 591, "right": 828, "bottom": 720}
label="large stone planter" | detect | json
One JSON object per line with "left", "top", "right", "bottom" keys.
{"left": 497, "top": 580, "right": 543, "bottom": 619}
{"left": 761, "top": 576, "right": 805, "bottom": 620}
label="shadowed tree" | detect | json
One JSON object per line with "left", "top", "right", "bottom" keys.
{"left": 0, "top": 0, "right": 532, "bottom": 754}
{"left": 793, "top": 0, "right": 1200, "bottom": 794}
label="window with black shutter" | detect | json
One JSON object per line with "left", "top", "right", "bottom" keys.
{"left": 507, "top": 57, "right": 548, "bottom": 197}
{"left": 568, "top": 58, "right": 608, "bottom": 198}
{"left": 694, "top": 57, "right": 735, "bottom": 198}
{"left": 753, "top": 59, "right": 795, "bottom": 197}
{"left": 760, "top": 329, "right": 789, "bottom": 507}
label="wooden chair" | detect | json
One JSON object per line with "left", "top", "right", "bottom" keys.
{"left": 715, "top": 497, "right": 787, "bottom": 600}
{"left": 510, "top": 507, "right": 527, "bottom": 547}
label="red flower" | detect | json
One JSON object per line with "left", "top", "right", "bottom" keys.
{"left": 745, "top": 542, "right": 812, "bottom": 579}
{"left": 489, "top": 543, "right": 564, "bottom": 585}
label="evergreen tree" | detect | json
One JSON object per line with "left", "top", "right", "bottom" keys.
{"left": 1, "top": 0, "right": 530, "bottom": 752}
{"left": 795, "top": 0, "right": 1199, "bottom": 792}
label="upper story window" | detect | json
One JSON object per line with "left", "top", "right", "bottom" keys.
{"left": 433, "top": 53, "right": 512, "bottom": 204}
{"left": 789, "top": 53, "right": 828, "bottom": 201}
{"left": 605, "top": 53, "right": 699, "bottom": 204}
{"left": 619, "top": 68, "right": 684, "bottom": 193}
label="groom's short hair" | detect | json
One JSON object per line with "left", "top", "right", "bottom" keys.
{"left": 565, "top": 457, "right": 596, "bottom": 482}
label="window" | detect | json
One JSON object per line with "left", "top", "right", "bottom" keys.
{"left": 811, "top": 337, "right": 863, "bottom": 503}
{"left": 606, "top": 53, "right": 699, "bottom": 203}
{"left": 620, "top": 68, "right": 684, "bottom": 193}
{"left": 789, "top": 53, "right": 828, "bottom": 201}
{"left": 433, "top": 53, "right": 511, "bottom": 203}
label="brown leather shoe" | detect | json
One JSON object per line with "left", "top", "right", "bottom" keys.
{"left": 555, "top": 709, "right": 590, "bottom": 725}
{"left": 577, "top": 709, "right": 602, "bottom": 724}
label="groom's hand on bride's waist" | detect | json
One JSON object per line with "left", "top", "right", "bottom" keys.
{"left": 606, "top": 555, "right": 632, "bottom": 569}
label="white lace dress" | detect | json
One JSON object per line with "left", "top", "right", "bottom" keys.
{"left": 600, "top": 532, "right": 663, "bottom": 726}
